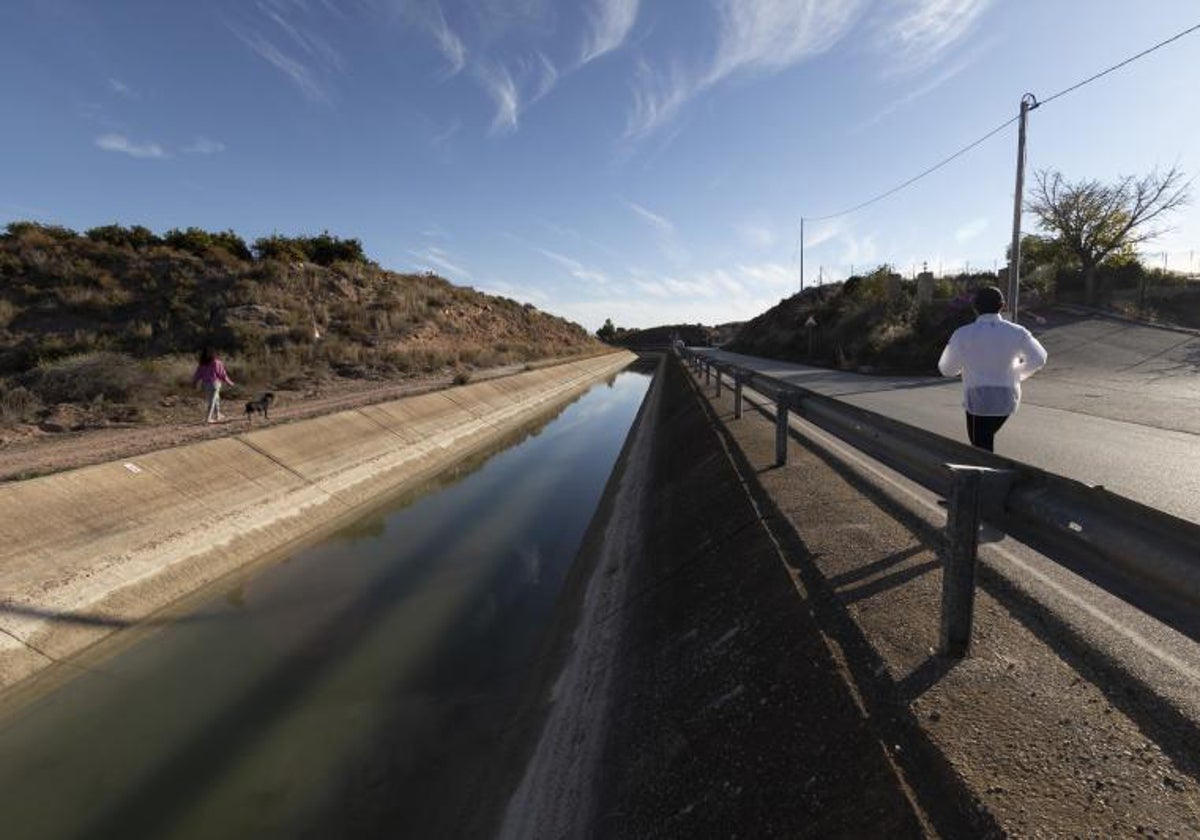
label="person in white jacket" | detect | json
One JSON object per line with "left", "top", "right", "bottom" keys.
{"left": 938, "top": 286, "right": 1048, "bottom": 452}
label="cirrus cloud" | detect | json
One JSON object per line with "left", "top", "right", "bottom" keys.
{"left": 95, "top": 133, "right": 169, "bottom": 159}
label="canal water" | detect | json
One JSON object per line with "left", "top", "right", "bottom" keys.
{"left": 0, "top": 368, "right": 653, "bottom": 839}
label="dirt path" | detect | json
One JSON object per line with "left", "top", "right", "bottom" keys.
{"left": 0, "top": 364, "right": 530, "bottom": 483}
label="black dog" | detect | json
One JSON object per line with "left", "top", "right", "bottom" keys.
{"left": 245, "top": 392, "right": 275, "bottom": 424}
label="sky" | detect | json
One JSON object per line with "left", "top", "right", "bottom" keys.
{"left": 1, "top": 1, "right": 1198, "bottom": 332}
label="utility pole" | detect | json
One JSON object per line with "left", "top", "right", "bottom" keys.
{"left": 1008, "top": 93, "right": 1038, "bottom": 323}
{"left": 800, "top": 217, "right": 805, "bottom": 293}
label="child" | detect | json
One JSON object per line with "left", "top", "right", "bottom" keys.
{"left": 193, "top": 347, "right": 235, "bottom": 424}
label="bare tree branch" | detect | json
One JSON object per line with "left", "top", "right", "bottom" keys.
{"left": 1026, "top": 165, "right": 1190, "bottom": 303}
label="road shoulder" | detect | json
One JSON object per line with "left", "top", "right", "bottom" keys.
{"left": 690, "top": 359, "right": 1200, "bottom": 836}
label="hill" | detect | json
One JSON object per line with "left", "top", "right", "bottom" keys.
{"left": 604, "top": 321, "right": 743, "bottom": 349}
{"left": 0, "top": 222, "right": 601, "bottom": 431}
{"left": 729, "top": 264, "right": 1200, "bottom": 374}
{"left": 728, "top": 269, "right": 981, "bottom": 374}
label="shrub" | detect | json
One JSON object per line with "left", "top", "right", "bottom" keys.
{"left": 86, "top": 224, "right": 162, "bottom": 250}
{"left": 0, "top": 385, "right": 41, "bottom": 425}
{"left": 4, "top": 221, "right": 78, "bottom": 242}
{"left": 164, "top": 227, "right": 251, "bottom": 261}
{"left": 252, "top": 232, "right": 367, "bottom": 266}
{"left": 23, "top": 352, "right": 153, "bottom": 405}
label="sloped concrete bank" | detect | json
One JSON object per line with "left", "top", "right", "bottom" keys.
{"left": 0, "top": 351, "right": 635, "bottom": 695}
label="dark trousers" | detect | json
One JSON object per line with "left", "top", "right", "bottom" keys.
{"left": 966, "top": 413, "right": 1008, "bottom": 452}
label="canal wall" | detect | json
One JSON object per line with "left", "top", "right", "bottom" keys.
{"left": 0, "top": 351, "right": 635, "bottom": 694}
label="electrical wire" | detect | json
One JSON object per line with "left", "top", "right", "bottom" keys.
{"left": 798, "top": 20, "right": 1200, "bottom": 227}
{"left": 1039, "top": 21, "right": 1200, "bottom": 107}
{"left": 803, "top": 115, "right": 1019, "bottom": 223}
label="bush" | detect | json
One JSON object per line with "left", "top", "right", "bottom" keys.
{"left": 164, "top": 227, "right": 251, "bottom": 261}
{"left": 86, "top": 224, "right": 162, "bottom": 250}
{"left": 252, "top": 232, "right": 367, "bottom": 266}
{"left": 4, "top": 221, "right": 78, "bottom": 242}
{"left": 0, "top": 385, "right": 40, "bottom": 424}
{"left": 22, "top": 352, "right": 153, "bottom": 405}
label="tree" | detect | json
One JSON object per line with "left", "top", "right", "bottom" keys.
{"left": 1027, "top": 166, "right": 1190, "bottom": 304}
{"left": 596, "top": 318, "right": 617, "bottom": 342}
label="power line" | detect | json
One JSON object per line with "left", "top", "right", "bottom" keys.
{"left": 803, "top": 115, "right": 1018, "bottom": 223}
{"left": 1039, "top": 21, "right": 1200, "bottom": 107}
{"left": 799, "top": 20, "right": 1200, "bottom": 226}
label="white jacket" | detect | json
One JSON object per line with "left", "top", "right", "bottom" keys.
{"left": 938, "top": 313, "right": 1048, "bottom": 416}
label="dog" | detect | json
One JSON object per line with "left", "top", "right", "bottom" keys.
{"left": 244, "top": 392, "right": 275, "bottom": 424}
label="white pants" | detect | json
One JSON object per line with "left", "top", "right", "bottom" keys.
{"left": 203, "top": 382, "right": 222, "bottom": 422}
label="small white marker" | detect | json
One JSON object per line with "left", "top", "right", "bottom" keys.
{"left": 123, "top": 463, "right": 142, "bottom": 474}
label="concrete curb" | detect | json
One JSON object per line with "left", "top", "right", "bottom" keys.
{"left": 0, "top": 352, "right": 636, "bottom": 694}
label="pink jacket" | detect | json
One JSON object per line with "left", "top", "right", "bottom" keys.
{"left": 193, "top": 359, "right": 234, "bottom": 386}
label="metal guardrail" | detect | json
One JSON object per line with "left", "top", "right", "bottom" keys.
{"left": 680, "top": 349, "right": 1200, "bottom": 656}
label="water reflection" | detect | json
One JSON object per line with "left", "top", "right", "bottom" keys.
{"left": 0, "top": 369, "right": 652, "bottom": 840}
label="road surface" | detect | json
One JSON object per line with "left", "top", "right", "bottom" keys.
{"left": 700, "top": 309, "right": 1200, "bottom": 524}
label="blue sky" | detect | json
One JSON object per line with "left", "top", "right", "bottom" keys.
{"left": 2, "top": 1, "right": 1198, "bottom": 331}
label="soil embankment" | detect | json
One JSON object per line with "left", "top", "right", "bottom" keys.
{"left": 504, "top": 355, "right": 985, "bottom": 837}
{"left": 510, "top": 352, "right": 1200, "bottom": 837}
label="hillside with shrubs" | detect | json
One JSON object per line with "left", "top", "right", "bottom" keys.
{"left": 0, "top": 221, "right": 601, "bottom": 430}
{"left": 729, "top": 268, "right": 998, "bottom": 373}
{"left": 728, "top": 254, "right": 1193, "bottom": 373}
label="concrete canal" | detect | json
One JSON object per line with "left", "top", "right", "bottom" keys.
{"left": 0, "top": 365, "right": 654, "bottom": 839}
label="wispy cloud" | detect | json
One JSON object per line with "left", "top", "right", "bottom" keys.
{"left": 558, "top": 259, "right": 796, "bottom": 331}
{"left": 876, "top": 0, "right": 992, "bottom": 74}
{"left": 860, "top": 50, "right": 976, "bottom": 127}
{"left": 580, "top": 0, "right": 639, "bottom": 65}
{"left": 420, "top": 1, "right": 467, "bottom": 75}
{"left": 95, "top": 133, "right": 168, "bottom": 159}
{"left": 839, "top": 231, "right": 880, "bottom": 267}
{"left": 626, "top": 0, "right": 863, "bottom": 140}
{"left": 955, "top": 216, "right": 988, "bottom": 242}
{"left": 261, "top": 3, "right": 344, "bottom": 72}
{"left": 476, "top": 62, "right": 521, "bottom": 134}
{"left": 531, "top": 52, "right": 558, "bottom": 100}
{"left": 107, "top": 78, "right": 135, "bottom": 98}
{"left": 226, "top": 1, "right": 348, "bottom": 104}
{"left": 626, "top": 200, "right": 688, "bottom": 262}
{"left": 474, "top": 51, "right": 559, "bottom": 135}
{"left": 408, "top": 246, "right": 472, "bottom": 279}
{"left": 737, "top": 222, "right": 776, "bottom": 250}
{"left": 802, "top": 219, "right": 842, "bottom": 251}
{"left": 536, "top": 248, "right": 610, "bottom": 285}
{"left": 430, "top": 118, "right": 462, "bottom": 151}
{"left": 183, "top": 136, "right": 226, "bottom": 155}
{"left": 624, "top": 58, "right": 693, "bottom": 140}
{"left": 705, "top": 0, "right": 865, "bottom": 84}
{"left": 625, "top": 200, "right": 675, "bottom": 237}
{"left": 231, "top": 23, "right": 331, "bottom": 102}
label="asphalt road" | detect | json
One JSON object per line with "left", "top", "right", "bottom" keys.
{"left": 699, "top": 309, "right": 1200, "bottom": 524}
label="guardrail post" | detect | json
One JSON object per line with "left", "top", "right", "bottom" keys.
{"left": 704, "top": 362, "right": 711, "bottom": 385}
{"left": 715, "top": 367, "right": 723, "bottom": 396}
{"left": 734, "top": 375, "right": 744, "bottom": 419}
{"left": 940, "top": 466, "right": 983, "bottom": 658}
{"left": 775, "top": 392, "right": 791, "bottom": 466}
